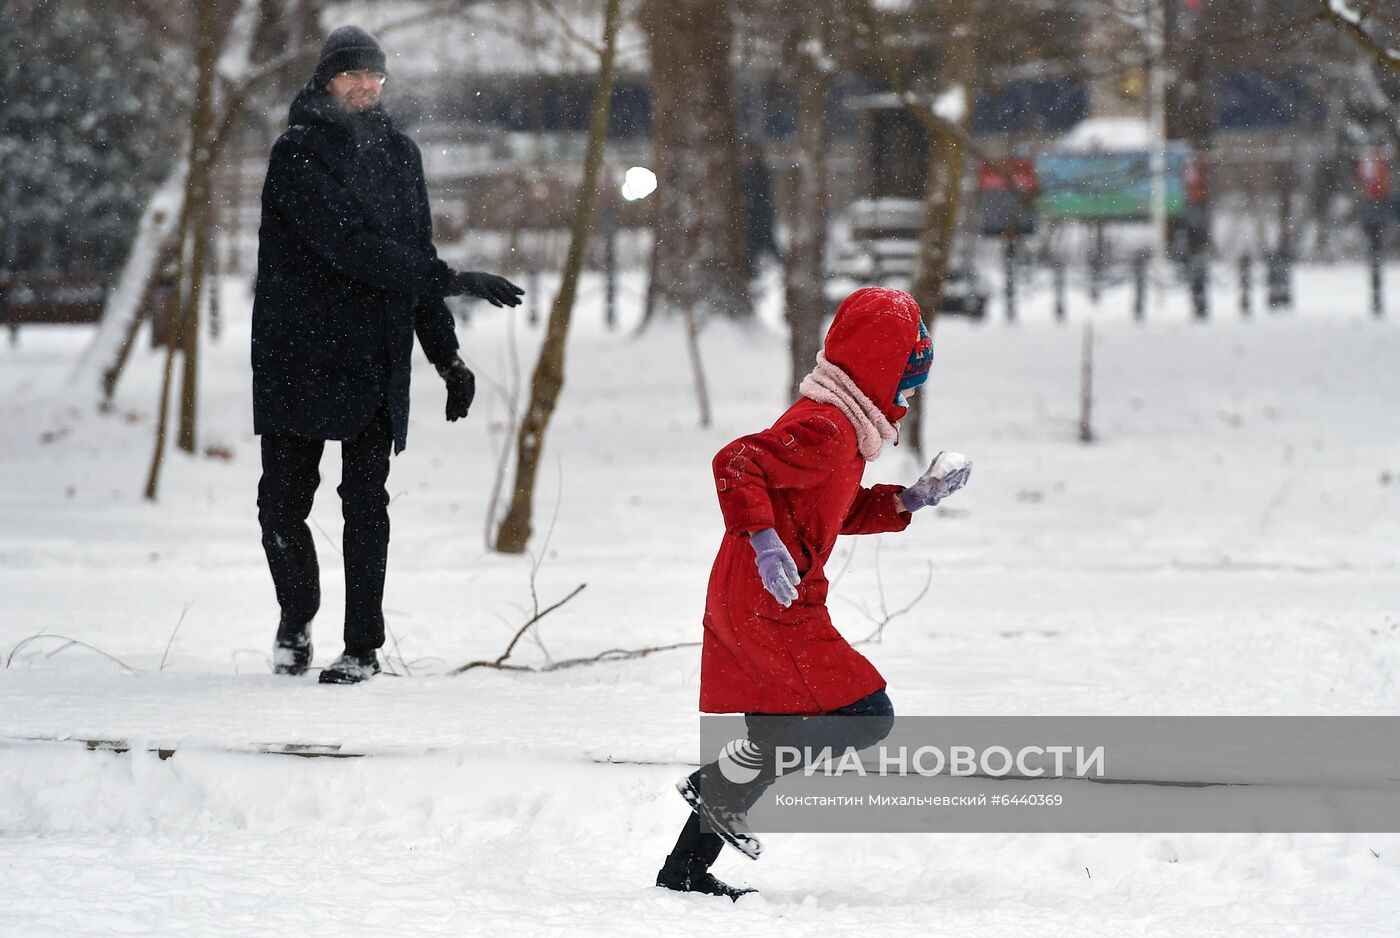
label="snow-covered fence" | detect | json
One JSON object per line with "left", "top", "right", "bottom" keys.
{"left": 0, "top": 276, "right": 108, "bottom": 344}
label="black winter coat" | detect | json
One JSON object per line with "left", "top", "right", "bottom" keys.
{"left": 252, "top": 83, "right": 458, "bottom": 453}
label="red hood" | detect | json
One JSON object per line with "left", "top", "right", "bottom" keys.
{"left": 823, "top": 287, "right": 924, "bottom": 424}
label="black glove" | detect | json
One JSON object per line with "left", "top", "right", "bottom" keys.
{"left": 445, "top": 271, "right": 524, "bottom": 308}
{"left": 437, "top": 358, "right": 476, "bottom": 421}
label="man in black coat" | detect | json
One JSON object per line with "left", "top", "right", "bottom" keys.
{"left": 252, "top": 26, "right": 523, "bottom": 684}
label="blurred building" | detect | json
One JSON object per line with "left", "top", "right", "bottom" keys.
{"left": 211, "top": 0, "right": 1386, "bottom": 277}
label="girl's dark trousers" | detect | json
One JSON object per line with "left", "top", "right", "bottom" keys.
{"left": 664, "top": 689, "right": 896, "bottom": 871}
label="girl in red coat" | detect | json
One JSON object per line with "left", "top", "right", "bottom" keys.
{"left": 655, "top": 287, "right": 972, "bottom": 899}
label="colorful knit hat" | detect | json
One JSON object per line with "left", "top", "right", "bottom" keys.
{"left": 895, "top": 318, "right": 933, "bottom": 405}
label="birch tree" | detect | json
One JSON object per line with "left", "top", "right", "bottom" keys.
{"left": 494, "top": 0, "right": 624, "bottom": 554}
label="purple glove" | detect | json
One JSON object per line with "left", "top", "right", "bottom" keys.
{"left": 899, "top": 451, "right": 972, "bottom": 512}
{"left": 749, "top": 528, "right": 799, "bottom": 608}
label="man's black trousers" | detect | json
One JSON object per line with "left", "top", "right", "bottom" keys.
{"left": 257, "top": 406, "right": 392, "bottom": 653}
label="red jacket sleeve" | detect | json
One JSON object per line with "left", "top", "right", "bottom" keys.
{"left": 840, "top": 483, "right": 913, "bottom": 535}
{"left": 712, "top": 413, "right": 850, "bottom": 536}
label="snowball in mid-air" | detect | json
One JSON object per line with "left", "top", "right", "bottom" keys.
{"left": 621, "top": 166, "right": 657, "bottom": 202}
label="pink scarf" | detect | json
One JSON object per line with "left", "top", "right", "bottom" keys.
{"left": 798, "top": 352, "right": 897, "bottom": 461}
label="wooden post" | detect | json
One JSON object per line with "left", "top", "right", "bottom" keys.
{"left": 1132, "top": 252, "right": 1147, "bottom": 321}
{"left": 1003, "top": 235, "right": 1017, "bottom": 324}
{"left": 1371, "top": 228, "right": 1385, "bottom": 319}
{"left": 1239, "top": 254, "right": 1252, "bottom": 318}
{"left": 1090, "top": 221, "right": 1105, "bottom": 305}
{"left": 1054, "top": 259, "right": 1067, "bottom": 322}
{"left": 1079, "top": 321, "right": 1095, "bottom": 445}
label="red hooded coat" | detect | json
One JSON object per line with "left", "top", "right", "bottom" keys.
{"left": 699, "top": 288, "right": 922, "bottom": 714}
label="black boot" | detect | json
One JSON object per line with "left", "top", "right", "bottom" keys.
{"left": 677, "top": 768, "right": 764, "bottom": 860}
{"left": 656, "top": 856, "right": 755, "bottom": 901}
{"left": 272, "top": 616, "right": 313, "bottom": 676}
{"left": 318, "top": 649, "right": 381, "bottom": 685}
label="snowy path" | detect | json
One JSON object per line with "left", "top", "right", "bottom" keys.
{"left": 3, "top": 268, "right": 1400, "bottom": 934}
{"left": 5, "top": 742, "right": 1399, "bottom": 937}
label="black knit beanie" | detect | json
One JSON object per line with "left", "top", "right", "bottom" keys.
{"left": 313, "top": 26, "right": 387, "bottom": 88}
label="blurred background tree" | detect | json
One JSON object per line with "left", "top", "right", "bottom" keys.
{"left": 0, "top": 0, "right": 182, "bottom": 277}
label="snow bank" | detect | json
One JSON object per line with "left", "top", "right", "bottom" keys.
{"left": 4, "top": 266, "right": 1400, "bottom": 933}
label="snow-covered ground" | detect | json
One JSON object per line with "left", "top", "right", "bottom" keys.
{"left": 2, "top": 265, "right": 1399, "bottom": 935}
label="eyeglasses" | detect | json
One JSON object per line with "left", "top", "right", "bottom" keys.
{"left": 338, "top": 70, "right": 386, "bottom": 85}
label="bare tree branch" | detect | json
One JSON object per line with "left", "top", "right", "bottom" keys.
{"left": 376, "top": 0, "right": 491, "bottom": 38}
{"left": 5, "top": 634, "right": 138, "bottom": 673}
{"left": 839, "top": 0, "right": 1024, "bottom": 195}
{"left": 833, "top": 540, "right": 935, "bottom": 645}
{"left": 532, "top": 0, "right": 606, "bottom": 56}
{"left": 480, "top": 313, "right": 525, "bottom": 550}
{"left": 450, "top": 583, "right": 588, "bottom": 673}
{"left": 542, "top": 641, "right": 700, "bottom": 670}
{"left": 1317, "top": 0, "right": 1400, "bottom": 75}
{"left": 159, "top": 603, "right": 193, "bottom": 671}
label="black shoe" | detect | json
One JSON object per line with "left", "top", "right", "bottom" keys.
{"left": 318, "top": 649, "right": 381, "bottom": 685}
{"left": 656, "top": 857, "right": 755, "bottom": 901}
{"left": 677, "top": 771, "right": 764, "bottom": 860}
{"left": 272, "top": 620, "right": 312, "bottom": 676}
{"left": 273, "top": 638, "right": 313, "bottom": 676}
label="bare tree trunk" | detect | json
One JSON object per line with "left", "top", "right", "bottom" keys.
{"left": 176, "top": 2, "right": 220, "bottom": 455}
{"left": 495, "top": 0, "right": 623, "bottom": 554}
{"left": 681, "top": 296, "right": 713, "bottom": 428}
{"left": 175, "top": 201, "right": 209, "bottom": 455}
{"left": 208, "top": 207, "right": 222, "bottom": 340}
{"left": 92, "top": 166, "right": 189, "bottom": 404}
{"left": 228, "top": 138, "right": 245, "bottom": 275}
{"left": 147, "top": 0, "right": 219, "bottom": 496}
{"left": 144, "top": 319, "right": 183, "bottom": 501}
{"left": 909, "top": 118, "right": 972, "bottom": 324}
{"left": 79, "top": 0, "right": 326, "bottom": 407}
{"left": 143, "top": 149, "right": 188, "bottom": 508}
{"left": 640, "top": 221, "right": 659, "bottom": 325}
{"left": 903, "top": 0, "right": 977, "bottom": 459}
{"left": 839, "top": 0, "right": 979, "bottom": 457}
{"left": 783, "top": 6, "right": 835, "bottom": 401}
{"left": 640, "top": 0, "right": 751, "bottom": 325}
